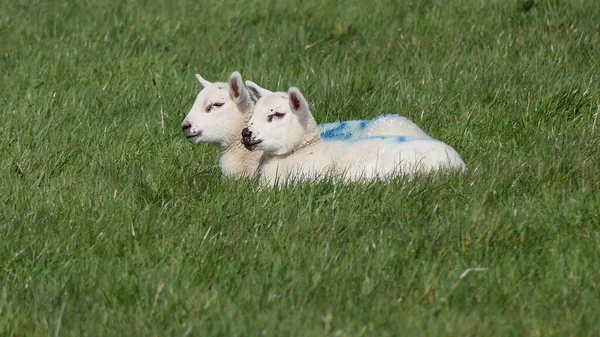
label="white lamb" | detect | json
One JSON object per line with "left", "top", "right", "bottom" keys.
{"left": 181, "top": 72, "right": 430, "bottom": 179}
{"left": 241, "top": 87, "right": 466, "bottom": 187}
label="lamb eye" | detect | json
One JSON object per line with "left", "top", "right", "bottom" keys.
{"left": 205, "top": 102, "right": 225, "bottom": 113}
{"left": 267, "top": 112, "right": 284, "bottom": 122}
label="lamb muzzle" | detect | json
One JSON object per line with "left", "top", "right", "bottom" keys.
{"left": 241, "top": 127, "right": 262, "bottom": 150}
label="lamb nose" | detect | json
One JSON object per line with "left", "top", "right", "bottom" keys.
{"left": 181, "top": 121, "right": 191, "bottom": 131}
{"left": 241, "top": 127, "right": 252, "bottom": 137}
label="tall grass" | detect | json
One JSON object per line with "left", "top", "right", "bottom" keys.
{"left": 1, "top": 0, "right": 599, "bottom": 335}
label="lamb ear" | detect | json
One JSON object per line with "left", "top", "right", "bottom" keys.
{"left": 228, "top": 71, "right": 251, "bottom": 111}
{"left": 195, "top": 74, "right": 212, "bottom": 90}
{"left": 288, "top": 87, "right": 309, "bottom": 116}
{"left": 245, "top": 80, "right": 273, "bottom": 101}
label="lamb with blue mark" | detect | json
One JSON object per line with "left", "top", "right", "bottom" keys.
{"left": 242, "top": 86, "right": 466, "bottom": 187}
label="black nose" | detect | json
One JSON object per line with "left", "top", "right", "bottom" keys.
{"left": 182, "top": 120, "right": 191, "bottom": 131}
{"left": 241, "top": 127, "right": 252, "bottom": 137}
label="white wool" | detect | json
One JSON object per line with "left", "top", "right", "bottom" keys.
{"left": 362, "top": 114, "right": 427, "bottom": 137}
{"left": 244, "top": 87, "right": 466, "bottom": 187}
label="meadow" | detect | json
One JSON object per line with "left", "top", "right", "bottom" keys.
{"left": 1, "top": 0, "right": 599, "bottom": 335}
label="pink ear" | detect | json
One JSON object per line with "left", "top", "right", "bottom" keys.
{"left": 229, "top": 72, "right": 251, "bottom": 110}
{"left": 288, "top": 87, "right": 307, "bottom": 115}
{"left": 230, "top": 77, "right": 240, "bottom": 98}
{"left": 290, "top": 91, "right": 301, "bottom": 112}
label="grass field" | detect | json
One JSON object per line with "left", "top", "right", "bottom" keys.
{"left": 1, "top": 0, "right": 599, "bottom": 335}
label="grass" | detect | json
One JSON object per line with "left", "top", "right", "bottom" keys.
{"left": 1, "top": 0, "right": 599, "bottom": 335}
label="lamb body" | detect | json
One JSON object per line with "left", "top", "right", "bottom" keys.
{"left": 242, "top": 88, "right": 466, "bottom": 187}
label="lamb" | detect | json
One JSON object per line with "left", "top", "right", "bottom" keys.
{"left": 241, "top": 87, "right": 466, "bottom": 187}
{"left": 181, "top": 72, "right": 431, "bottom": 179}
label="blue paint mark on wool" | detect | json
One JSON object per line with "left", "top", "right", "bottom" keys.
{"left": 319, "top": 122, "right": 355, "bottom": 141}
{"left": 346, "top": 135, "right": 433, "bottom": 144}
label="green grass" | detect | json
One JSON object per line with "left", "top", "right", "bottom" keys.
{"left": 1, "top": 0, "right": 599, "bottom": 335}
